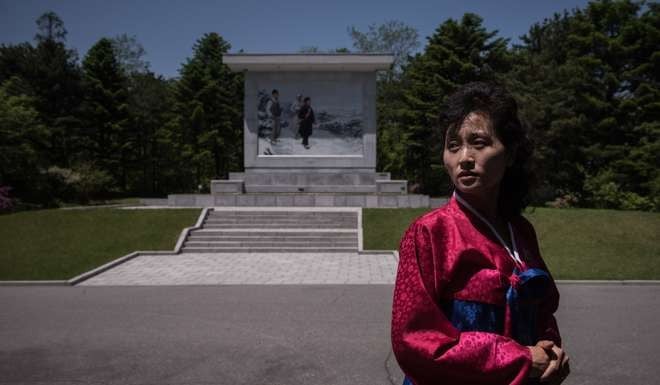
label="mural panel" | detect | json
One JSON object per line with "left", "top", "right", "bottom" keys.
{"left": 256, "top": 78, "right": 364, "bottom": 156}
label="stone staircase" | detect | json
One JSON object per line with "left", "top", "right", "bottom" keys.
{"left": 181, "top": 209, "right": 359, "bottom": 252}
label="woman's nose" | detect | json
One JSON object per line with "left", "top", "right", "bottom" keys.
{"left": 458, "top": 147, "right": 475, "bottom": 169}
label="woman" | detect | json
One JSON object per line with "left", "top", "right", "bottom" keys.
{"left": 391, "top": 82, "right": 570, "bottom": 385}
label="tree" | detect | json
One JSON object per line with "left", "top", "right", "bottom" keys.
{"left": 111, "top": 33, "right": 150, "bottom": 75}
{"left": 299, "top": 46, "right": 321, "bottom": 53}
{"left": 35, "top": 11, "right": 67, "bottom": 43}
{"left": 123, "top": 72, "right": 177, "bottom": 196}
{"left": 0, "top": 43, "right": 36, "bottom": 86}
{"left": 507, "top": 0, "right": 659, "bottom": 210}
{"left": 173, "top": 33, "right": 243, "bottom": 191}
{"left": 348, "top": 20, "right": 420, "bottom": 78}
{"left": 30, "top": 11, "right": 83, "bottom": 168}
{"left": 79, "top": 37, "right": 130, "bottom": 194}
{"left": 0, "top": 77, "right": 50, "bottom": 205}
{"left": 298, "top": 46, "right": 352, "bottom": 53}
{"left": 398, "top": 13, "right": 510, "bottom": 195}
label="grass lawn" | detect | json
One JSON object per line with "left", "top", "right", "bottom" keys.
{"left": 1, "top": 205, "right": 658, "bottom": 281}
{"left": 0, "top": 207, "right": 200, "bottom": 280}
{"left": 363, "top": 206, "right": 660, "bottom": 280}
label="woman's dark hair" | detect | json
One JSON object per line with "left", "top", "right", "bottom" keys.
{"left": 439, "top": 81, "right": 535, "bottom": 219}
{"left": 304, "top": 97, "right": 311, "bottom": 102}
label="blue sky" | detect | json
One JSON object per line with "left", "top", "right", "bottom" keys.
{"left": 1, "top": 0, "right": 591, "bottom": 78}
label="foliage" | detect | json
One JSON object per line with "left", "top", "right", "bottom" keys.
{"left": 79, "top": 37, "right": 131, "bottom": 192}
{"left": 0, "top": 186, "right": 15, "bottom": 212}
{"left": 0, "top": 78, "right": 50, "bottom": 205}
{"left": 348, "top": 20, "right": 420, "bottom": 77}
{"left": 35, "top": 11, "right": 67, "bottom": 43}
{"left": 507, "top": 0, "right": 659, "bottom": 210}
{"left": 43, "top": 164, "right": 114, "bottom": 204}
{"left": 173, "top": 33, "right": 243, "bottom": 189}
{"left": 111, "top": 33, "right": 150, "bottom": 75}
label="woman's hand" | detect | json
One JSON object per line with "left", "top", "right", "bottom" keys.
{"left": 527, "top": 340, "right": 555, "bottom": 379}
{"left": 545, "top": 344, "right": 570, "bottom": 384}
{"left": 528, "top": 340, "right": 570, "bottom": 383}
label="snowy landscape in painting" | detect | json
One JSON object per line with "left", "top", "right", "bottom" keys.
{"left": 256, "top": 86, "right": 364, "bottom": 156}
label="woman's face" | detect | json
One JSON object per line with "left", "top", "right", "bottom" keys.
{"left": 443, "top": 111, "right": 512, "bottom": 199}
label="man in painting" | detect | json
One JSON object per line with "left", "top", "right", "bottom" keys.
{"left": 267, "top": 89, "right": 282, "bottom": 143}
{"left": 298, "top": 96, "right": 315, "bottom": 149}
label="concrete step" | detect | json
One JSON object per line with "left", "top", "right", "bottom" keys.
{"left": 204, "top": 216, "right": 357, "bottom": 221}
{"left": 188, "top": 232, "right": 356, "bottom": 237}
{"left": 202, "top": 223, "right": 356, "bottom": 229}
{"left": 184, "top": 241, "right": 357, "bottom": 247}
{"left": 180, "top": 246, "right": 358, "bottom": 253}
{"left": 187, "top": 235, "right": 357, "bottom": 241}
{"left": 203, "top": 220, "right": 357, "bottom": 226}
{"left": 189, "top": 230, "right": 356, "bottom": 235}
{"left": 206, "top": 212, "right": 357, "bottom": 218}
{"left": 189, "top": 210, "right": 360, "bottom": 252}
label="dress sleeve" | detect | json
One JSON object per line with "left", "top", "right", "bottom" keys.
{"left": 391, "top": 220, "right": 533, "bottom": 385}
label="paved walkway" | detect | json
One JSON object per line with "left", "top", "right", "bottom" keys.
{"left": 79, "top": 252, "right": 397, "bottom": 286}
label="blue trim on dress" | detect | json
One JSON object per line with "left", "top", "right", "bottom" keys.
{"left": 506, "top": 267, "right": 551, "bottom": 346}
{"left": 440, "top": 299, "right": 505, "bottom": 334}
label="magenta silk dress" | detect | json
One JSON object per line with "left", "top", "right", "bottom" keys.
{"left": 391, "top": 194, "right": 562, "bottom": 385}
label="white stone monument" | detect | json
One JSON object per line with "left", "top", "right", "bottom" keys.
{"left": 168, "top": 54, "right": 430, "bottom": 207}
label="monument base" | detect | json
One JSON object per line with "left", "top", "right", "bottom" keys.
{"left": 164, "top": 170, "right": 434, "bottom": 208}
{"left": 166, "top": 192, "right": 432, "bottom": 208}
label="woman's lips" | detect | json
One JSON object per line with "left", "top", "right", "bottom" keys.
{"left": 457, "top": 171, "right": 478, "bottom": 178}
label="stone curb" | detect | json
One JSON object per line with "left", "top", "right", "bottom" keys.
{"left": 67, "top": 251, "right": 142, "bottom": 285}
{"left": 174, "top": 207, "right": 210, "bottom": 252}
{"left": 555, "top": 280, "right": 660, "bottom": 285}
{"left": 59, "top": 203, "right": 138, "bottom": 210}
{"left": 0, "top": 280, "right": 69, "bottom": 286}
{"left": 3, "top": 276, "right": 660, "bottom": 286}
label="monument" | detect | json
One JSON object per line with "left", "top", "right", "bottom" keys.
{"left": 167, "top": 53, "right": 430, "bottom": 207}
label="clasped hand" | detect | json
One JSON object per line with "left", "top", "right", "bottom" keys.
{"left": 527, "top": 340, "right": 570, "bottom": 384}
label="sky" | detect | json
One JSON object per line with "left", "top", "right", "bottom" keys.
{"left": 1, "top": 0, "right": 592, "bottom": 78}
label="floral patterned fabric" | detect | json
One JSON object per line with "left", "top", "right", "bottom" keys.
{"left": 391, "top": 195, "right": 562, "bottom": 385}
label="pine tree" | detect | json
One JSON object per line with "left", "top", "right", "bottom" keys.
{"left": 31, "top": 12, "right": 82, "bottom": 168}
{"left": 79, "top": 37, "right": 130, "bottom": 194}
{"left": 125, "top": 72, "right": 176, "bottom": 196}
{"left": 174, "top": 33, "right": 243, "bottom": 191}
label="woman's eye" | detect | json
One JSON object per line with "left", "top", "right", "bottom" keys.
{"left": 447, "top": 142, "right": 460, "bottom": 151}
{"left": 472, "top": 138, "right": 489, "bottom": 148}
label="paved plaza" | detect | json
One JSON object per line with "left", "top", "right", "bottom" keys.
{"left": 79, "top": 252, "right": 398, "bottom": 286}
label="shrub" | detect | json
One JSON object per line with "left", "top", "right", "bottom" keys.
{"left": 43, "top": 163, "right": 114, "bottom": 204}
{"left": 583, "top": 169, "right": 657, "bottom": 211}
{"left": 0, "top": 185, "right": 14, "bottom": 212}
